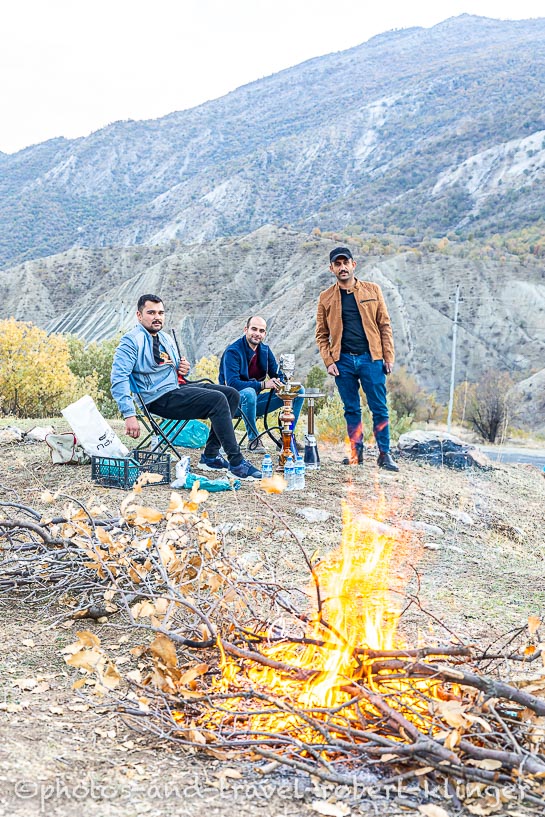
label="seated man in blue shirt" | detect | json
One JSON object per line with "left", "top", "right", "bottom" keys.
{"left": 111, "top": 294, "right": 261, "bottom": 480}
{"left": 219, "top": 316, "right": 304, "bottom": 453}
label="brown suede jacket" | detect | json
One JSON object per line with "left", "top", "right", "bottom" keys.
{"left": 316, "top": 278, "right": 395, "bottom": 368}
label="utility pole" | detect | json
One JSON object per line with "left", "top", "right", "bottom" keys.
{"left": 447, "top": 284, "right": 460, "bottom": 433}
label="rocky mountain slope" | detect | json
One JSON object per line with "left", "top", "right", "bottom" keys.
{"left": 2, "top": 226, "right": 544, "bottom": 401}
{"left": 2, "top": 15, "right": 545, "bottom": 268}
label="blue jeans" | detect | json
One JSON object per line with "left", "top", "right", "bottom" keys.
{"left": 335, "top": 352, "right": 390, "bottom": 453}
{"left": 238, "top": 387, "right": 305, "bottom": 440}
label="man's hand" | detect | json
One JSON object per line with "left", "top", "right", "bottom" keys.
{"left": 383, "top": 361, "right": 394, "bottom": 375}
{"left": 125, "top": 416, "right": 140, "bottom": 439}
{"left": 178, "top": 357, "right": 190, "bottom": 377}
{"left": 264, "top": 377, "right": 282, "bottom": 390}
{"left": 327, "top": 363, "right": 339, "bottom": 377}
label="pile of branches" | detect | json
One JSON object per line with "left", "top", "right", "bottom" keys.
{"left": 2, "top": 488, "right": 545, "bottom": 813}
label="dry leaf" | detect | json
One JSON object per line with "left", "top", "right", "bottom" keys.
{"left": 13, "top": 678, "right": 37, "bottom": 690}
{"left": 445, "top": 728, "right": 460, "bottom": 749}
{"left": 179, "top": 663, "right": 208, "bottom": 687}
{"left": 214, "top": 768, "right": 243, "bottom": 781}
{"left": 310, "top": 801, "right": 351, "bottom": 817}
{"left": 132, "top": 506, "right": 164, "bottom": 525}
{"left": 188, "top": 728, "right": 207, "bottom": 745}
{"left": 418, "top": 806, "right": 450, "bottom": 817}
{"left": 466, "top": 802, "right": 503, "bottom": 816}
{"left": 0, "top": 702, "right": 23, "bottom": 712}
{"left": 40, "top": 490, "right": 55, "bottom": 504}
{"left": 131, "top": 600, "right": 156, "bottom": 619}
{"left": 65, "top": 648, "right": 104, "bottom": 672}
{"left": 259, "top": 474, "right": 287, "bottom": 494}
{"left": 469, "top": 759, "right": 502, "bottom": 771}
{"left": 528, "top": 615, "right": 541, "bottom": 635}
{"left": 101, "top": 661, "right": 122, "bottom": 690}
{"left": 75, "top": 630, "right": 101, "bottom": 648}
{"left": 136, "top": 472, "right": 165, "bottom": 488}
{"left": 188, "top": 481, "right": 209, "bottom": 506}
{"left": 149, "top": 634, "right": 178, "bottom": 668}
{"left": 21, "top": 638, "right": 35, "bottom": 648}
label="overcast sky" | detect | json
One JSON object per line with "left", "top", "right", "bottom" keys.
{"left": 1, "top": 0, "right": 543, "bottom": 154}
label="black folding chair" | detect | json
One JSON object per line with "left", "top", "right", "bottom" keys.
{"left": 233, "top": 390, "right": 282, "bottom": 449}
{"left": 132, "top": 391, "right": 187, "bottom": 462}
{"left": 130, "top": 376, "right": 215, "bottom": 463}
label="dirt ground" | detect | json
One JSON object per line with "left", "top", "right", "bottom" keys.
{"left": 1, "top": 419, "right": 544, "bottom": 816}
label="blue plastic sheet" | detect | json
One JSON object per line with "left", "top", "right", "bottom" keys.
{"left": 184, "top": 473, "right": 240, "bottom": 492}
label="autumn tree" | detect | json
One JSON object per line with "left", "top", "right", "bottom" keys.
{"left": 305, "top": 364, "right": 331, "bottom": 414}
{"left": 0, "top": 319, "right": 98, "bottom": 417}
{"left": 66, "top": 334, "right": 120, "bottom": 417}
{"left": 388, "top": 366, "right": 443, "bottom": 422}
{"left": 191, "top": 355, "right": 220, "bottom": 383}
{"left": 454, "top": 370, "right": 517, "bottom": 443}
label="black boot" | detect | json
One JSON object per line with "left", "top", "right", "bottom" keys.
{"left": 342, "top": 444, "right": 364, "bottom": 465}
{"left": 377, "top": 451, "right": 399, "bottom": 472}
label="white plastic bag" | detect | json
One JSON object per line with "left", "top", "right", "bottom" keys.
{"left": 62, "top": 395, "right": 129, "bottom": 459}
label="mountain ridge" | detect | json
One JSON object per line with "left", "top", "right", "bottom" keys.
{"left": 3, "top": 15, "right": 545, "bottom": 267}
{"left": 2, "top": 225, "right": 544, "bottom": 408}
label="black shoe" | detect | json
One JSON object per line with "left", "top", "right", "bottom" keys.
{"left": 342, "top": 448, "right": 364, "bottom": 466}
{"left": 377, "top": 451, "right": 399, "bottom": 472}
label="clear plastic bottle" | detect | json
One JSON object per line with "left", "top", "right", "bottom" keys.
{"left": 261, "top": 452, "right": 273, "bottom": 479}
{"left": 284, "top": 454, "right": 295, "bottom": 491}
{"left": 294, "top": 455, "right": 305, "bottom": 490}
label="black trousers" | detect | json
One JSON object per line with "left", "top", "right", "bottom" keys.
{"left": 147, "top": 383, "right": 242, "bottom": 465}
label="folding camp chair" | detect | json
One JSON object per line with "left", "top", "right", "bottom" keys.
{"left": 132, "top": 391, "right": 187, "bottom": 462}
{"left": 128, "top": 373, "right": 213, "bottom": 462}
{"left": 232, "top": 389, "right": 282, "bottom": 449}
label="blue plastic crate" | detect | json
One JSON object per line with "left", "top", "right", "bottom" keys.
{"left": 91, "top": 451, "right": 170, "bottom": 489}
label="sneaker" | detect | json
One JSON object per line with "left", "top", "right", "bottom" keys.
{"left": 247, "top": 438, "right": 266, "bottom": 454}
{"left": 228, "top": 458, "right": 262, "bottom": 481}
{"left": 377, "top": 451, "right": 399, "bottom": 472}
{"left": 198, "top": 453, "right": 229, "bottom": 471}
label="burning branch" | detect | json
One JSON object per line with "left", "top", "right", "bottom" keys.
{"left": 2, "top": 490, "right": 545, "bottom": 811}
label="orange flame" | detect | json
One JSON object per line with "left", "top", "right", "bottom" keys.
{"left": 214, "top": 501, "right": 408, "bottom": 711}
{"left": 181, "top": 497, "right": 451, "bottom": 745}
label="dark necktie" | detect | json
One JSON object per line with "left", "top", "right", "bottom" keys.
{"left": 152, "top": 334, "right": 163, "bottom": 364}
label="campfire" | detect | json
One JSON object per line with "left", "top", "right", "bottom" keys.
{"left": 2, "top": 482, "right": 545, "bottom": 812}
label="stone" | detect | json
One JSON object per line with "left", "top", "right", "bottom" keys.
{"left": 397, "top": 431, "right": 492, "bottom": 470}
{"left": 397, "top": 520, "right": 445, "bottom": 536}
{"left": 296, "top": 507, "right": 331, "bottom": 523}
{"left": 447, "top": 510, "right": 475, "bottom": 526}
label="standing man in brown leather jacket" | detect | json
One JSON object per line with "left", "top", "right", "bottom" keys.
{"left": 315, "top": 246, "right": 399, "bottom": 471}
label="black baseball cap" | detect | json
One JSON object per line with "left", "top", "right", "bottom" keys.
{"left": 329, "top": 246, "right": 353, "bottom": 263}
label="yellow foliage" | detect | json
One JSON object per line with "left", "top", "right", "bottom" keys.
{"left": 191, "top": 354, "right": 220, "bottom": 383}
{"left": 0, "top": 318, "right": 101, "bottom": 417}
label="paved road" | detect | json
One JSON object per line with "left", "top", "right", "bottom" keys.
{"left": 480, "top": 446, "right": 545, "bottom": 468}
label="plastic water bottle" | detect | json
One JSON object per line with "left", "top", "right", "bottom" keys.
{"left": 261, "top": 452, "right": 273, "bottom": 479}
{"left": 294, "top": 455, "right": 305, "bottom": 491}
{"left": 284, "top": 454, "right": 295, "bottom": 491}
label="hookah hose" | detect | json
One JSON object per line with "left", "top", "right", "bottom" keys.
{"left": 171, "top": 328, "right": 187, "bottom": 385}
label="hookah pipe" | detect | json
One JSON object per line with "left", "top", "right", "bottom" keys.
{"left": 276, "top": 354, "right": 301, "bottom": 469}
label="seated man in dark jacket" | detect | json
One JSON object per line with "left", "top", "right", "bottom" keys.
{"left": 219, "top": 316, "right": 304, "bottom": 453}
